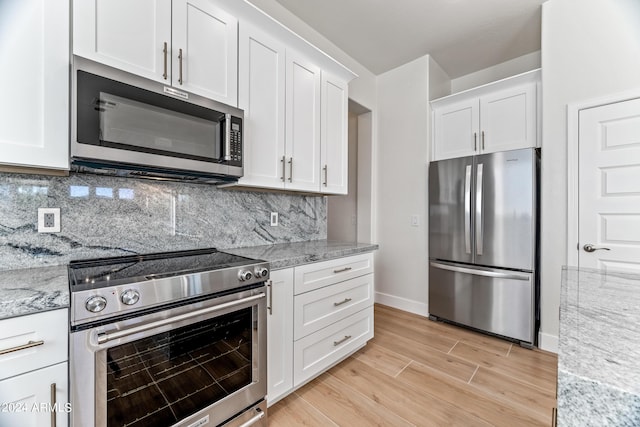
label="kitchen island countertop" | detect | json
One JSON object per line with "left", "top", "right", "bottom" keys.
{"left": 0, "top": 240, "right": 378, "bottom": 320}
{"left": 558, "top": 266, "right": 640, "bottom": 426}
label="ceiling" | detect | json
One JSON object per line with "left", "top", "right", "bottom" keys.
{"left": 272, "top": 0, "right": 545, "bottom": 78}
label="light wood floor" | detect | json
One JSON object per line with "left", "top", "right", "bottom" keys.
{"left": 269, "top": 304, "right": 558, "bottom": 426}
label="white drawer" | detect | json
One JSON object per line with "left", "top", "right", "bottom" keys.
{"left": 294, "top": 253, "right": 373, "bottom": 295}
{"left": 294, "top": 273, "right": 373, "bottom": 340}
{"left": 293, "top": 307, "right": 373, "bottom": 386}
{"left": 0, "top": 309, "right": 68, "bottom": 380}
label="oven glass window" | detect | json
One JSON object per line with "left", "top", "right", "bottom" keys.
{"left": 106, "top": 308, "right": 253, "bottom": 427}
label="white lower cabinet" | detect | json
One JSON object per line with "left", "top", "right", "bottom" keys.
{"left": 0, "top": 309, "right": 69, "bottom": 427}
{"left": 266, "top": 269, "right": 294, "bottom": 406}
{"left": 0, "top": 362, "right": 69, "bottom": 427}
{"left": 267, "top": 253, "right": 374, "bottom": 405}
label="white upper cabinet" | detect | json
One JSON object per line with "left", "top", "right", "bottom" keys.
{"left": 432, "top": 69, "right": 539, "bottom": 161}
{"left": 238, "top": 21, "right": 287, "bottom": 188}
{"left": 73, "top": 0, "right": 237, "bottom": 105}
{"left": 285, "top": 51, "right": 322, "bottom": 193}
{"left": 321, "top": 72, "right": 349, "bottom": 194}
{"left": 0, "top": 0, "right": 69, "bottom": 171}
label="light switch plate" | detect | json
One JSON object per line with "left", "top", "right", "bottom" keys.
{"left": 411, "top": 214, "right": 420, "bottom": 227}
{"left": 38, "top": 208, "right": 61, "bottom": 233}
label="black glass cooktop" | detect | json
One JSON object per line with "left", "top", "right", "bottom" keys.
{"left": 68, "top": 248, "right": 257, "bottom": 289}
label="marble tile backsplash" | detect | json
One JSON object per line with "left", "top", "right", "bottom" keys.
{"left": 0, "top": 172, "right": 326, "bottom": 270}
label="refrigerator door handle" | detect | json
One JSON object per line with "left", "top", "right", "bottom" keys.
{"left": 475, "top": 163, "right": 484, "bottom": 256}
{"left": 464, "top": 164, "right": 472, "bottom": 254}
{"left": 430, "top": 261, "right": 531, "bottom": 281}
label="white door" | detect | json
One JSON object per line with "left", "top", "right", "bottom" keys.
{"left": 480, "top": 83, "right": 536, "bottom": 154}
{"left": 73, "top": 0, "right": 172, "bottom": 83}
{"left": 578, "top": 97, "right": 640, "bottom": 272}
{"left": 237, "top": 22, "right": 286, "bottom": 189}
{"left": 285, "top": 51, "right": 321, "bottom": 192}
{"left": 0, "top": 0, "right": 69, "bottom": 170}
{"left": 172, "top": 0, "right": 238, "bottom": 105}
{"left": 432, "top": 98, "right": 479, "bottom": 160}
{"left": 266, "top": 269, "right": 294, "bottom": 406}
{"left": 320, "top": 71, "right": 349, "bottom": 194}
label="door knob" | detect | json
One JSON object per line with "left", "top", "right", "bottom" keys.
{"left": 583, "top": 244, "right": 611, "bottom": 253}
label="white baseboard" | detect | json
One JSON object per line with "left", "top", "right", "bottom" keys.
{"left": 538, "top": 331, "right": 559, "bottom": 353}
{"left": 375, "top": 292, "right": 429, "bottom": 317}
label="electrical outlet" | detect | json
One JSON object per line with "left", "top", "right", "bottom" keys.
{"left": 270, "top": 212, "right": 279, "bottom": 227}
{"left": 38, "top": 208, "right": 61, "bottom": 233}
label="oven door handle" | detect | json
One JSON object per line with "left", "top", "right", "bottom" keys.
{"left": 96, "top": 293, "right": 266, "bottom": 345}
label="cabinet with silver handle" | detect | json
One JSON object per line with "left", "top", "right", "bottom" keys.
{"left": 0, "top": 309, "right": 69, "bottom": 427}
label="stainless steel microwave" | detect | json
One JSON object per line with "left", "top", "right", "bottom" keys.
{"left": 71, "top": 56, "right": 243, "bottom": 183}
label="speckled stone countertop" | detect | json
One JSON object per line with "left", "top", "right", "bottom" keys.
{"left": 557, "top": 266, "right": 640, "bottom": 427}
{"left": 0, "top": 265, "right": 70, "bottom": 321}
{"left": 0, "top": 240, "right": 378, "bottom": 320}
{"left": 225, "top": 240, "right": 378, "bottom": 270}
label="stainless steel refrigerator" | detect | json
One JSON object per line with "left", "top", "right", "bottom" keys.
{"left": 428, "top": 148, "right": 539, "bottom": 346}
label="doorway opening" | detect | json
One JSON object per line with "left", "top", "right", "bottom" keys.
{"left": 327, "top": 99, "right": 373, "bottom": 243}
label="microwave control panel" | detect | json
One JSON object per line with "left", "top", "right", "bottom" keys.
{"left": 228, "top": 116, "right": 243, "bottom": 166}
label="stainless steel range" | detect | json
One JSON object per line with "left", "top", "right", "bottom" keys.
{"left": 69, "top": 248, "right": 269, "bottom": 427}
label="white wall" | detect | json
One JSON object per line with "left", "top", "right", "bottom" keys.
{"left": 375, "top": 55, "right": 431, "bottom": 315}
{"left": 539, "top": 0, "right": 640, "bottom": 351}
{"left": 451, "top": 51, "right": 541, "bottom": 93}
{"left": 429, "top": 57, "right": 451, "bottom": 101}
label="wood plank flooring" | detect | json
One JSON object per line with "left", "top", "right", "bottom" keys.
{"left": 268, "top": 304, "right": 558, "bottom": 426}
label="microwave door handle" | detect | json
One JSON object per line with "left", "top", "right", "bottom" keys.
{"left": 223, "top": 113, "right": 231, "bottom": 161}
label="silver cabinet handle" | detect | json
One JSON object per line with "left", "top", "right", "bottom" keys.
{"left": 583, "top": 244, "right": 611, "bottom": 253}
{"left": 333, "top": 267, "right": 352, "bottom": 273}
{"left": 473, "top": 132, "right": 477, "bottom": 151}
{"left": 334, "top": 298, "right": 352, "bottom": 307}
{"left": 51, "top": 383, "right": 57, "bottom": 427}
{"left": 430, "top": 261, "right": 531, "bottom": 281}
{"left": 323, "top": 164, "right": 328, "bottom": 187}
{"left": 97, "top": 293, "right": 265, "bottom": 344}
{"left": 288, "top": 157, "right": 293, "bottom": 182}
{"left": 333, "top": 335, "right": 352, "bottom": 346}
{"left": 0, "top": 339, "right": 44, "bottom": 355}
{"left": 481, "top": 131, "right": 485, "bottom": 150}
{"left": 178, "top": 48, "right": 183, "bottom": 85}
{"left": 238, "top": 408, "right": 265, "bottom": 427}
{"left": 464, "top": 164, "right": 472, "bottom": 254}
{"left": 475, "top": 163, "right": 484, "bottom": 256}
{"left": 281, "top": 156, "right": 286, "bottom": 182}
{"left": 267, "top": 281, "right": 273, "bottom": 315}
{"left": 162, "top": 42, "right": 168, "bottom": 80}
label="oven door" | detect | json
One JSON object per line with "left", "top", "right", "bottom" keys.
{"left": 70, "top": 286, "right": 266, "bottom": 427}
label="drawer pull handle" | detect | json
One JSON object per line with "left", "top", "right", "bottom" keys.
{"left": 51, "top": 383, "right": 57, "bottom": 427}
{"left": 0, "top": 339, "right": 44, "bottom": 355}
{"left": 334, "top": 298, "right": 352, "bottom": 307}
{"left": 333, "top": 335, "right": 352, "bottom": 346}
{"left": 333, "top": 267, "right": 352, "bottom": 274}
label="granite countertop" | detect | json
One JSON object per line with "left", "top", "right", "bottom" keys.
{"left": 557, "top": 266, "right": 640, "bottom": 427}
{"left": 0, "top": 240, "right": 378, "bottom": 321}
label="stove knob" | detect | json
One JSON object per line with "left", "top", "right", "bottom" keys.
{"left": 238, "top": 270, "right": 253, "bottom": 281}
{"left": 85, "top": 296, "right": 107, "bottom": 313}
{"left": 121, "top": 289, "right": 140, "bottom": 306}
{"left": 255, "top": 267, "right": 269, "bottom": 278}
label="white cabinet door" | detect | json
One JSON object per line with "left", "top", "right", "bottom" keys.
{"left": 320, "top": 72, "right": 349, "bottom": 194}
{"left": 0, "top": 362, "right": 68, "bottom": 427}
{"left": 172, "top": 0, "right": 238, "bottom": 105}
{"left": 266, "top": 269, "right": 294, "bottom": 406}
{"left": 433, "top": 98, "right": 479, "bottom": 160}
{"left": 286, "top": 51, "right": 322, "bottom": 192}
{"left": 480, "top": 83, "right": 536, "bottom": 154}
{"left": 238, "top": 22, "right": 286, "bottom": 189}
{"left": 0, "top": 0, "right": 69, "bottom": 170}
{"left": 73, "top": 0, "right": 172, "bottom": 84}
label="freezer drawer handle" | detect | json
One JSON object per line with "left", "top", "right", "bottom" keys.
{"left": 430, "top": 262, "right": 530, "bottom": 281}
